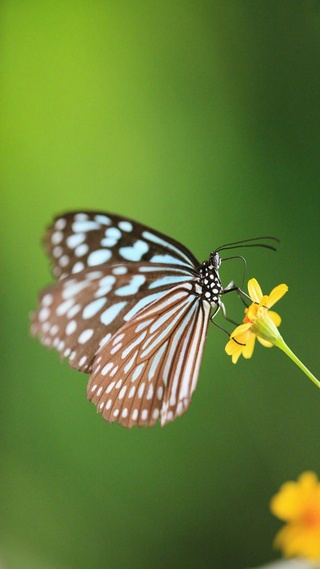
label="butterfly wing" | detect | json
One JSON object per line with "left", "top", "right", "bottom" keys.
{"left": 32, "top": 211, "right": 210, "bottom": 427}
{"left": 87, "top": 284, "right": 211, "bottom": 427}
{"left": 45, "top": 211, "right": 199, "bottom": 280}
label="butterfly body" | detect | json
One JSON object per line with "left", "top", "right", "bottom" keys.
{"left": 31, "top": 211, "right": 228, "bottom": 427}
{"left": 198, "top": 252, "right": 223, "bottom": 305}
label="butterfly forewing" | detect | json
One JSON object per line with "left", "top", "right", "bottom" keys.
{"left": 45, "top": 211, "right": 199, "bottom": 280}
{"left": 87, "top": 284, "right": 211, "bottom": 427}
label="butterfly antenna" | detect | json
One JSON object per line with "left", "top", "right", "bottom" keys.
{"left": 216, "top": 236, "right": 280, "bottom": 253}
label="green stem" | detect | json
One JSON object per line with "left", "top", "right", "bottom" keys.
{"left": 275, "top": 336, "right": 320, "bottom": 388}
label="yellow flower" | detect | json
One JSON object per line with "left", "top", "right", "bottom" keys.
{"left": 225, "top": 278, "right": 320, "bottom": 388}
{"left": 225, "top": 278, "right": 288, "bottom": 364}
{"left": 270, "top": 471, "right": 320, "bottom": 561}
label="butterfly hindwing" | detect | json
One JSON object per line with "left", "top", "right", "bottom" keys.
{"left": 87, "top": 284, "right": 211, "bottom": 427}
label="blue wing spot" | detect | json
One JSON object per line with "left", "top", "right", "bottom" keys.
{"left": 100, "top": 302, "right": 127, "bottom": 325}
{"left": 66, "top": 233, "right": 85, "bottom": 248}
{"left": 94, "top": 214, "right": 111, "bottom": 225}
{"left": 105, "top": 227, "right": 122, "bottom": 239}
{"left": 119, "top": 240, "right": 149, "bottom": 261}
{"left": 115, "top": 275, "right": 146, "bottom": 296}
{"left": 88, "top": 249, "right": 112, "bottom": 266}
{"left": 101, "top": 237, "right": 118, "bottom": 247}
{"left": 72, "top": 220, "right": 100, "bottom": 232}
{"left": 118, "top": 221, "right": 133, "bottom": 232}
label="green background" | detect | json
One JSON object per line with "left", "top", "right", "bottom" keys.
{"left": 2, "top": 2, "right": 320, "bottom": 568}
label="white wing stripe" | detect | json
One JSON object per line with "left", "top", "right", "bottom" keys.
{"left": 190, "top": 306, "right": 210, "bottom": 394}
{"left": 150, "top": 254, "right": 190, "bottom": 266}
{"left": 148, "top": 275, "right": 192, "bottom": 289}
{"left": 140, "top": 301, "right": 190, "bottom": 359}
{"left": 142, "top": 230, "right": 194, "bottom": 266}
{"left": 137, "top": 287, "right": 191, "bottom": 319}
{"left": 135, "top": 319, "right": 153, "bottom": 333}
{"left": 177, "top": 307, "right": 204, "bottom": 400}
{"left": 123, "top": 351, "right": 138, "bottom": 374}
{"left": 132, "top": 363, "right": 145, "bottom": 381}
{"left": 123, "top": 292, "right": 163, "bottom": 321}
{"left": 147, "top": 343, "right": 167, "bottom": 381}
{"left": 149, "top": 301, "right": 188, "bottom": 334}
{"left": 121, "top": 332, "right": 147, "bottom": 359}
{"left": 165, "top": 304, "right": 198, "bottom": 405}
{"left": 138, "top": 266, "right": 192, "bottom": 274}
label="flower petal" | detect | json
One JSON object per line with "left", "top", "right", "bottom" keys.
{"left": 259, "top": 294, "right": 269, "bottom": 307}
{"left": 265, "top": 283, "right": 288, "bottom": 308}
{"left": 244, "top": 303, "right": 259, "bottom": 323}
{"left": 271, "top": 483, "right": 304, "bottom": 521}
{"left": 257, "top": 337, "right": 273, "bottom": 348}
{"left": 274, "top": 523, "right": 320, "bottom": 559}
{"left": 270, "top": 472, "right": 319, "bottom": 521}
{"left": 225, "top": 340, "right": 243, "bottom": 364}
{"left": 226, "top": 325, "right": 255, "bottom": 363}
{"left": 271, "top": 472, "right": 320, "bottom": 560}
{"left": 230, "top": 322, "right": 252, "bottom": 339}
{"left": 242, "top": 332, "right": 256, "bottom": 359}
{"left": 269, "top": 310, "right": 282, "bottom": 327}
{"left": 248, "top": 278, "right": 263, "bottom": 303}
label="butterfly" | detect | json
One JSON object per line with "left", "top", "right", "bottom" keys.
{"left": 31, "top": 211, "right": 277, "bottom": 427}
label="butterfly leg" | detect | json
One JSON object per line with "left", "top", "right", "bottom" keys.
{"left": 217, "top": 284, "right": 250, "bottom": 346}
{"left": 221, "top": 281, "right": 252, "bottom": 306}
{"left": 208, "top": 302, "right": 245, "bottom": 345}
{"left": 209, "top": 282, "right": 253, "bottom": 343}
{"left": 209, "top": 301, "right": 239, "bottom": 334}
{"left": 209, "top": 304, "right": 230, "bottom": 336}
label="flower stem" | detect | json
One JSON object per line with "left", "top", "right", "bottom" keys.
{"left": 275, "top": 336, "right": 320, "bottom": 388}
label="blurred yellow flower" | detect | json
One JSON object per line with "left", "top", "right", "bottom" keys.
{"left": 225, "top": 278, "right": 320, "bottom": 389}
{"left": 270, "top": 472, "right": 320, "bottom": 561}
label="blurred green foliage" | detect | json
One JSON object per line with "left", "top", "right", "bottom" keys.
{"left": 1, "top": 2, "right": 320, "bottom": 568}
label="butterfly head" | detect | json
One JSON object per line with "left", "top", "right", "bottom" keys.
{"left": 210, "top": 251, "right": 222, "bottom": 270}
